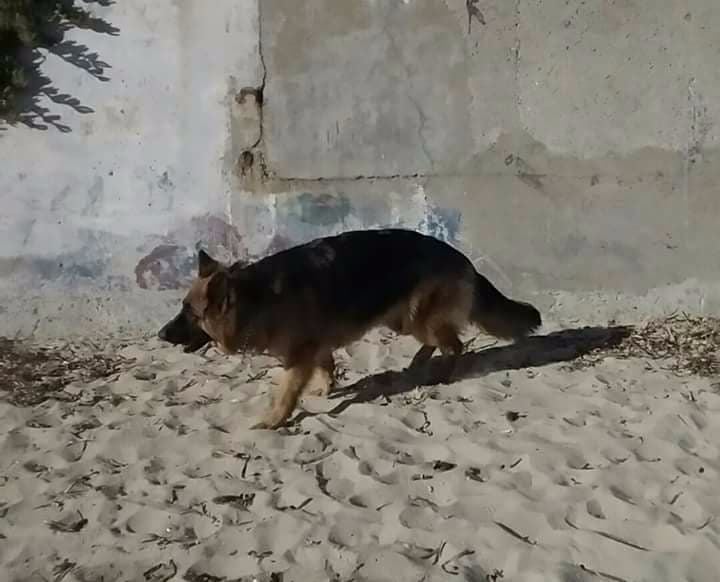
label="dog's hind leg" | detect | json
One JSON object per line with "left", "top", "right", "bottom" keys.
{"left": 434, "top": 324, "right": 464, "bottom": 383}
{"left": 406, "top": 281, "right": 467, "bottom": 375}
{"left": 410, "top": 323, "right": 463, "bottom": 383}
{"left": 436, "top": 324, "right": 464, "bottom": 356}
{"left": 303, "top": 351, "right": 336, "bottom": 398}
{"left": 408, "top": 345, "right": 436, "bottom": 370}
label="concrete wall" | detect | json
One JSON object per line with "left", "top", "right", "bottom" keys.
{"left": 1, "top": 0, "right": 719, "bottom": 339}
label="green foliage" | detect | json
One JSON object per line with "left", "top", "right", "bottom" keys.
{"left": 2, "top": 1, "right": 63, "bottom": 110}
{"left": 0, "top": 0, "right": 116, "bottom": 127}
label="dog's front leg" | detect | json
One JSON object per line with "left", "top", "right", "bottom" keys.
{"left": 252, "top": 363, "right": 314, "bottom": 430}
{"left": 302, "top": 351, "right": 336, "bottom": 398}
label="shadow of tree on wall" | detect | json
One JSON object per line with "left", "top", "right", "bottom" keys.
{"left": 0, "top": 0, "right": 118, "bottom": 132}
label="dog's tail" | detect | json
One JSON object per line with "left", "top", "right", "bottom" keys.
{"left": 471, "top": 272, "right": 541, "bottom": 341}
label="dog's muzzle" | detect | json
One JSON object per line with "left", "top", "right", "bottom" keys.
{"left": 157, "top": 325, "right": 170, "bottom": 342}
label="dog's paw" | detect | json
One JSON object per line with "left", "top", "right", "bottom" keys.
{"left": 303, "top": 383, "right": 332, "bottom": 398}
{"left": 250, "top": 411, "right": 289, "bottom": 430}
{"left": 302, "top": 368, "right": 334, "bottom": 398}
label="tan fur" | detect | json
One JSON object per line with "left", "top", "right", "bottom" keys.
{"left": 160, "top": 233, "right": 540, "bottom": 430}
{"left": 182, "top": 268, "right": 476, "bottom": 429}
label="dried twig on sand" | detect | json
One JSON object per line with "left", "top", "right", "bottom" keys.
{"left": 573, "top": 314, "right": 720, "bottom": 377}
{"left": 0, "top": 337, "right": 132, "bottom": 406}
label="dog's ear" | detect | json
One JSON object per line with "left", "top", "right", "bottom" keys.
{"left": 198, "top": 249, "right": 219, "bottom": 278}
{"left": 205, "top": 271, "right": 229, "bottom": 311}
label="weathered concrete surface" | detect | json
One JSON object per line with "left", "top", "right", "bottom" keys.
{"left": 1, "top": 0, "right": 719, "bottom": 339}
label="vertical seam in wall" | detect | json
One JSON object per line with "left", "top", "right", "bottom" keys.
{"left": 252, "top": 0, "right": 267, "bottom": 151}
{"left": 684, "top": 77, "right": 695, "bottom": 248}
{"left": 256, "top": 0, "right": 276, "bottom": 240}
{"left": 514, "top": 0, "right": 522, "bottom": 127}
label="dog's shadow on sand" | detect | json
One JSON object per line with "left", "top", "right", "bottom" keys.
{"left": 294, "top": 325, "right": 631, "bottom": 424}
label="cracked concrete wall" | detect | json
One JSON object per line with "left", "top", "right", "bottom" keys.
{"left": 1, "top": 0, "right": 719, "bottom": 339}
{"left": 250, "top": 0, "right": 720, "bottom": 316}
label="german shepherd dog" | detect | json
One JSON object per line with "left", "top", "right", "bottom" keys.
{"left": 158, "top": 228, "right": 541, "bottom": 429}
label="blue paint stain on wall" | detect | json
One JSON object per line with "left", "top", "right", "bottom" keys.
{"left": 267, "top": 191, "right": 462, "bottom": 252}
{"left": 272, "top": 192, "right": 354, "bottom": 244}
{"left": 0, "top": 228, "right": 122, "bottom": 289}
{"left": 374, "top": 203, "right": 461, "bottom": 244}
{"left": 5, "top": 194, "right": 463, "bottom": 294}
{"left": 424, "top": 205, "right": 461, "bottom": 243}
{"left": 294, "top": 192, "right": 352, "bottom": 226}
{"left": 3, "top": 255, "right": 108, "bottom": 283}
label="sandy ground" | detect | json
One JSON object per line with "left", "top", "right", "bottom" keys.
{"left": 2, "top": 324, "right": 720, "bottom": 582}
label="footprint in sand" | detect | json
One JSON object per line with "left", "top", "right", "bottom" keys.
{"left": 348, "top": 485, "right": 398, "bottom": 510}
{"left": 357, "top": 457, "right": 399, "bottom": 486}
{"left": 293, "top": 433, "right": 337, "bottom": 465}
{"left": 376, "top": 440, "right": 424, "bottom": 466}
{"left": 143, "top": 456, "right": 167, "bottom": 485}
{"left": 315, "top": 455, "right": 368, "bottom": 501}
{"left": 328, "top": 512, "right": 379, "bottom": 548}
{"left": 586, "top": 498, "right": 606, "bottom": 519}
{"left": 608, "top": 482, "right": 640, "bottom": 506}
{"left": 357, "top": 548, "right": 424, "bottom": 582}
{"left": 398, "top": 498, "right": 444, "bottom": 530}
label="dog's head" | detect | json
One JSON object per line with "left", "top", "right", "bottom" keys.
{"left": 157, "top": 250, "right": 237, "bottom": 353}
